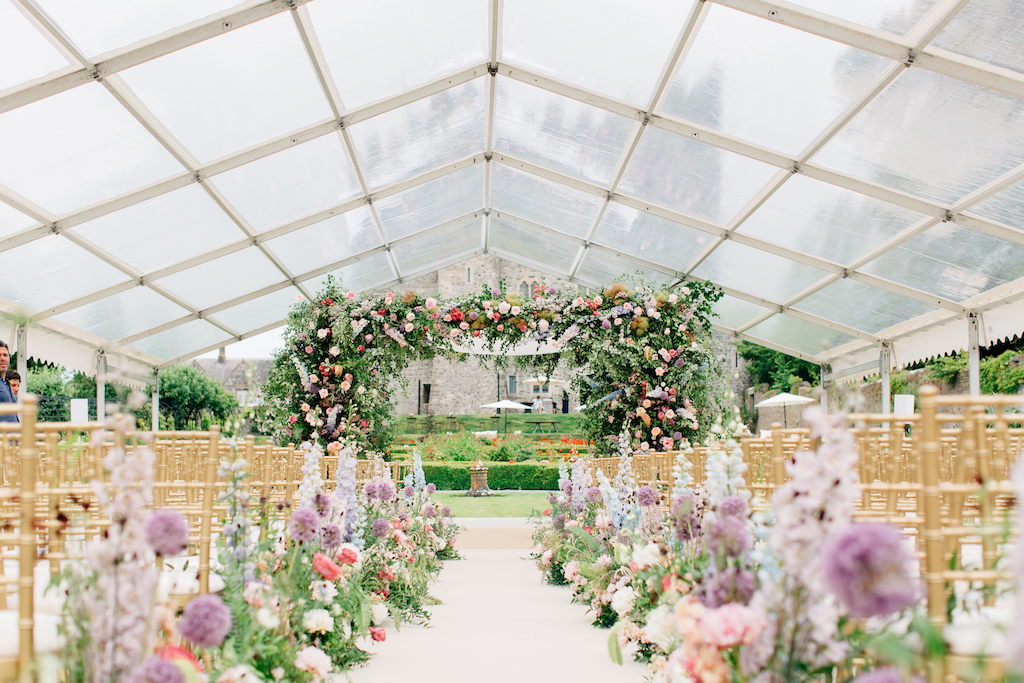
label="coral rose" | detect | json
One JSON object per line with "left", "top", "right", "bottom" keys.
{"left": 312, "top": 552, "right": 344, "bottom": 580}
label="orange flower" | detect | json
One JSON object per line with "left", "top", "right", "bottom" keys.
{"left": 337, "top": 547, "right": 360, "bottom": 565}
{"left": 312, "top": 552, "right": 344, "bottom": 580}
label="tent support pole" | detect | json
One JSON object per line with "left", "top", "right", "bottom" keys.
{"left": 968, "top": 312, "right": 980, "bottom": 396}
{"left": 880, "top": 342, "right": 891, "bottom": 415}
{"left": 819, "top": 365, "right": 827, "bottom": 410}
{"left": 152, "top": 369, "right": 160, "bottom": 432}
{"left": 96, "top": 353, "right": 107, "bottom": 423}
{"left": 15, "top": 326, "right": 27, "bottom": 397}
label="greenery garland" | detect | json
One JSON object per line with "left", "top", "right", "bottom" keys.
{"left": 260, "top": 277, "right": 726, "bottom": 456}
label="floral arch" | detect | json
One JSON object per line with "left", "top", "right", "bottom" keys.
{"left": 261, "top": 277, "right": 728, "bottom": 456}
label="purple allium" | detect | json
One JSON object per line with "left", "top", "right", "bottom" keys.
{"left": 708, "top": 515, "right": 751, "bottom": 558}
{"left": 636, "top": 485, "right": 658, "bottom": 507}
{"left": 403, "top": 485, "right": 415, "bottom": 498}
{"left": 378, "top": 480, "right": 396, "bottom": 501}
{"left": 553, "top": 514, "right": 565, "bottom": 531}
{"left": 178, "top": 594, "right": 232, "bottom": 649}
{"left": 127, "top": 656, "right": 185, "bottom": 683}
{"left": 143, "top": 508, "right": 189, "bottom": 557}
{"left": 469, "top": 311, "right": 479, "bottom": 321}
{"left": 718, "top": 495, "right": 750, "bottom": 519}
{"left": 673, "top": 431, "right": 682, "bottom": 441}
{"left": 821, "top": 522, "right": 920, "bottom": 618}
{"left": 425, "top": 482, "right": 437, "bottom": 495}
{"left": 671, "top": 494, "right": 701, "bottom": 542}
{"left": 851, "top": 668, "right": 918, "bottom": 683}
{"left": 312, "top": 491, "right": 333, "bottom": 518}
{"left": 701, "top": 567, "right": 756, "bottom": 608}
{"left": 559, "top": 479, "right": 572, "bottom": 496}
{"left": 674, "top": 358, "right": 685, "bottom": 367}
{"left": 321, "top": 523, "right": 342, "bottom": 550}
{"left": 548, "top": 286, "right": 556, "bottom": 295}
{"left": 585, "top": 486, "right": 602, "bottom": 504}
{"left": 371, "top": 518, "right": 391, "bottom": 538}
{"left": 421, "top": 503, "right": 437, "bottom": 518}
{"left": 288, "top": 508, "right": 319, "bottom": 543}
{"left": 548, "top": 492, "right": 558, "bottom": 505}
{"left": 398, "top": 512, "right": 409, "bottom": 522}
{"left": 364, "top": 481, "right": 381, "bottom": 500}
{"left": 441, "top": 506, "right": 451, "bottom": 517}
{"left": 491, "top": 288, "right": 501, "bottom": 297}
{"left": 601, "top": 319, "right": 612, "bottom": 330}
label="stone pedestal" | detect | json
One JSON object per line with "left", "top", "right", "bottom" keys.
{"left": 467, "top": 459, "right": 494, "bottom": 497}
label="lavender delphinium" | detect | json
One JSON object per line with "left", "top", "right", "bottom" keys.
{"left": 217, "top": 457, "right": 257, "bottom": 582}
{"left": 178, "top": 593, "right": 233, "bottom": 649}
{"left": 671, "top": 493, "right": 702, "bottom": 543}
{"left": 570, "top": 457, "right": 592, "bottom": 513}
{"left": 297, "top": 441, "right": 326, "bottom": 509}
{"left": 143, "top": 508, "right": 189, "bottom": 557}
{"left": 126, "top": 656, "right": 185, "bottom": 683}
{"left": 703, "top": 566, "right": 757, "bottom": 608}
{"left": 332, "top": 443, "right": 367, "bottom": 549}
{"left": 289, "top": 508, "right": 320, "bottom": 543}
{"left": 821, "top": 522, "right": 920, "bottom": 618}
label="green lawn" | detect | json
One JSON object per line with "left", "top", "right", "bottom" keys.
{"left": 432, "top": 490, "right": 553, "bottom": 518}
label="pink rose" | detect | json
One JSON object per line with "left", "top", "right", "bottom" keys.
{"left": 701, "top": 603, "right": 766, "bottom": 649}
{"left": 337, "top": 546, "right": 359, "bottom": 565}
{"left": 304, "top": 345, "right": 313, "bottom": 353}
{"left": 370, "top": 626, "right": 386, "bottom": 642}
{"left": 312, "top": 552, "right": 344, "bottom": 580}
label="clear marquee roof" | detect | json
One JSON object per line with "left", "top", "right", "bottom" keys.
{"left": 2, "top": 0, "right": 1024, "bottom": 384}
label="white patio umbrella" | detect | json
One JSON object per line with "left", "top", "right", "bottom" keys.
{"left": 479, "top": 400, "right": 532, "bottom": 437}
{"left": 754, "top": 392, "right": 816, "bottom": 427}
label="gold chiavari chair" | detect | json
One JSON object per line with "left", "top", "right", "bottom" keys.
{"left": 918, "top": 386, "right": 1020, "bottom": 683}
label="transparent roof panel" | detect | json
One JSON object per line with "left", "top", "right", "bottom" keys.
{"left": 490, "top": 163, "right": 603, "bottom": 238}
{"left": 860, "top": 223, "right": 1024, "bottom": 302}
{"left": 308, "top": 0, "right": 488, "bottom": 110}
{"left": 132, "top": 319, "right": 232, "bottom": 361}
{"left": 746, "top": 313, "right": 859, "bottom": 357}
{"left": 812, "top": 69, "right": 1024, "bottom": 206}
{"left": 376, "top": 165, "right": 484, "bottom": 242}
{"left": 489, "top": 215, "right": 579, "bottom": 273}
{"left": 575, "top": 251, "right": 672, "bottom": 289}
{"left": 965, "top": 178, "right": 1024, "bottom": 227}
{"left": 932, "top": 0, "right": 1024, "bottom": 75}
{"left": 692, "top": 241, "right": 831, "bottom": 303}
{"left": 0, "top": 201, "right": 37, "bottom": 239}
{"left": 792, "top": 278, "right": 939, "bottom": 334}
{"left": 302, "top": 251, "right": 395, "bottom": 295}
{"left": 211, "top": 287, "right": 301, "bottom": 333}
{"left": 54, "top": 286, "right": 189, "bottom": 341}
{"left": 265, "top": 206, "right": 382, "bottom": 276}
{"left": 712, "top": 294, "right": 772, "bottom": 330}
{"left": 660, "top": 5, "right": 895, "bottom": 155}
{"left": 209, "top": 134, "right": 361, "bottom": 234}
{"left": 735, "top": 174, "right": 926, "bottom": 265}
{"left": 393, "top": 218, "right": 482, "bottom": 273}
{"left": 71, "top": 184, "right": 243, "bottom": 274}
{"left": 155, "top": 248, "right": 285, "bottom": 311}
{"left": 34, "top": 0, "right": 245, "bottom": 58}
{"left": 0, "top": 1, "right": 71, "bottom": 92}
{"left": 591, "top": 203, "right": 716, "bottom": 269}
{"left": 120, "top": 13, "right": 332, "bottom": 163}
{"left": 493, "top": 78, "right": 635, "bottom": 187}
{"left": 620, "top": 126, "right": 778, "bottom": 226}
{"left": 0, "top": 235, "right": 129, "bottom": 312}
{"left": 502, "top": 0, "right": 695, "bottom": 106}
{"left": 0, "top": 83, "right": 183, "bottom": 216}
{"left": 785, "top": 0, "right": 940, "bottom": 34}
{"left": 347, "top": 78, "right": 486, "bottom": 190}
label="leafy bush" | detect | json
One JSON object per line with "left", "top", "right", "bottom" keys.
{"left": 927, "top": 353, "right": 967, "bottom": 385}
{"left": 421, "top": 431, "right": 489, "bottom": 462}
{"left": 493, "top": 434, "right": 538, "bottom": 461}
{"left": 421, "top": 462, "right": 559, "bottom": 490}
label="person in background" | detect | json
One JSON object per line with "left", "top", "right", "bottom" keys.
{"left": 0, "top": 342, "right": 17, "bottom": 421}
{"left": 531, "top": 396, "right": 543, "bottom": 414}
{"left": 5, "top": 370, "right": 19, "bottom": 399}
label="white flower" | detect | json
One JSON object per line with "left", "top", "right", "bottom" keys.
{"left": 256, "top": 607, "right": 280, "bottom": 630}
{"left": 371, "top": 602, "right": 389, "bottom": 625}
{"left": 643, "top": 605, "right": 677, "bottom": 651}
{"left": 271, "top": 668, "right": 285, "bottom": 681}
{"left": 610, "top": 585, "right": 636, "bottom": 616}
{"left": 217, "top": 665, "right": 261, "bottom": 683}
{"left": 498, "top": 301, "right": 511, "bottom": 314}
{"left": 631, "top": 542, "right": 662, "bottom": 571}
{"left": 303, "top": 608, "right": 334, "bottom": 634}
{"left": 295, "top": 645, "right": 333, "bottom": 676}
{"left": 310, "top": 581, "right": 338, "bottom": 603}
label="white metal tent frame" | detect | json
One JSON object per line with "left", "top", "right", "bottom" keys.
{"left": 2, "top": 0, "right": 1024, "bottom": 396}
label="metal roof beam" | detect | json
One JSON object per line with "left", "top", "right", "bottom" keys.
{"left": 157, "top": 320, "right": 288, "bottom": 370}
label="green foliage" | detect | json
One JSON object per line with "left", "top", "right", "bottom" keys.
{"left": 737, "top": 341, "right": 819, "bottom": 391}
{"left": 926, "top": 353, "right": 967, "bottom": 385}
{"left": 420, "top": 431, "right": 488, "bottom": 462}
{"left": 158, "top": 364, "right": 239, "bottom": 429}
{"left": 27, "top": 365, "right": 66, "bottom": 396}
{"left": 421, "top": 462, "right": 559, "bottom": 490}
{"left": 492, "top": 433, "right": 539, "bottom": 461}
{"left": 980, "top": 349, "right": 1024, "bottom": 394}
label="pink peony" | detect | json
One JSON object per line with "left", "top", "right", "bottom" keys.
{"left": 700, "top": 603, "right": 767, "bottom": 649}
{"left": 294, "top": 646, "right": 332, "bottom": 676}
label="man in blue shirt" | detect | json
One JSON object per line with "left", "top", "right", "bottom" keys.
{"left": 0, "top": 342, "right": 17, "bottom": 422}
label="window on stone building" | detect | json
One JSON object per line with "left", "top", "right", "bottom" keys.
{"left": 422, "top": 383, "right": 431, "bottom": 406}
{"left": 236, "top": 389, "right": 248, "bottom": 405}
{"left": 519, "top": 281, "right": 529, "bottom": 299}
{"left": 532, "top": 385, "right": 540, "bottom": 394}
{"left": 507, "top": 375, "right": 517, "bottom": 394}
{"left": 541, "top": 384, "right": 549, "bottom": 393}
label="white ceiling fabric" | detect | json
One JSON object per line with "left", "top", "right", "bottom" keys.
{"left": 0, "top": 0, "right": 1022, "bottom": 381}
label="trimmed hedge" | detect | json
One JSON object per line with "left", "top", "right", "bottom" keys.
{"left": 422, "top": 462, "right": 559, "bottom": 491}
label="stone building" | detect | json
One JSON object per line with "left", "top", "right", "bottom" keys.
{"left": 192, "top": 350, "right": 273, "bottom": 408}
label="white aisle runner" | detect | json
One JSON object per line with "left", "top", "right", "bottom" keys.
{"left": 348, "top": 519, "right": 646, "bottom": 683}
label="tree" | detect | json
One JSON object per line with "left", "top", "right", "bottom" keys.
{"left": 736, "top": 341, "right": 819, "bottom": 392}
{"left": 157, "top": 365, "right": 239, "bottom": 430}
